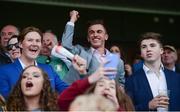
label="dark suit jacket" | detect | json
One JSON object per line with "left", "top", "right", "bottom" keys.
{"left": 175, "top": 64, "right": 180, "bottom": 74}
{"left": 132, "top": 60, "right": 143, "bottom": 73}
{"left": 0, "top": 47, "right": 12, "bottom": 66}
{"left": 125, "top": 68, "right": 180, "bottom": 111}
{"left": 0, "top": 59, "right": 68, "bottom": 99}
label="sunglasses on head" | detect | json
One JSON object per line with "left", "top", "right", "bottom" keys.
{"left": 6, "top": 43, "right": 20, "bottom": 51}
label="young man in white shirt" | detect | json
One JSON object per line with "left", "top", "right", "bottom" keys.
{"left": 125, "top": 32, "right": 180, "bottom": 111}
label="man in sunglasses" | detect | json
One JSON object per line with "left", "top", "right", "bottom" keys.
{"left": 0, "top": 25, "right": 20, "bottom": 65}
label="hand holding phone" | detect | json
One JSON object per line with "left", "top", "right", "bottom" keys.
{"left": 103, "top": 54, "right": 119, "bottom": 79}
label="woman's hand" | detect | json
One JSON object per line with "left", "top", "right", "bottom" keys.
{"left": 103, "top": 89, "right": 119, "bottom": 109}
{"left": 88, "top": 63, "right": 117, "bottom": 84}
{"left": 88, "top": 64, "right": 104, "bottom": 84}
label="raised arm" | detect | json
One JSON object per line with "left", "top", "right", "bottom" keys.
{"left": 61, "top": 10, "right": 79, "bottom": 50}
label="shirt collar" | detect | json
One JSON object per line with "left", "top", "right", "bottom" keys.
{"left": 173, "top": 66, "right": 176, "bottom": 71}
{"left": 90, "top": 47, "right": 96, "bottom": 54}
{"left": 18, "top": 58, "right": 38, "bottom": 69}
{"left": 143, "top": 63, "right": 164, "bottom": 74}
{"left": 90, "top": 47, "right": 110, "bottom": 56}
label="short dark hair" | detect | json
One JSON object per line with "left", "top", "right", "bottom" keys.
{"left": 138, "top": 32, "right": 163, "bottom": 48}
{"left": 87, "top": 19, "right": 108, "bottom": 33}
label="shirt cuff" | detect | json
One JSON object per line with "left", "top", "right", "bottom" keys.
{"left": 67, "top": 21, "right": 74, "bottom": 26}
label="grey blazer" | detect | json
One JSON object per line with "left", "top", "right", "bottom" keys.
{"left": 61, "top": 23, "right": 125, "bottom": 85}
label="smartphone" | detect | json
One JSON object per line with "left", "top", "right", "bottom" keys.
{"left": 104, "top": 54, "right": 119, "bottom": 79}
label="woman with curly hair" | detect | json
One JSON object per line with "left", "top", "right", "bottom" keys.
{"left": 58, "top": 55, "right": 134, "bottom": 111}
{"left": 6, "top": 65, "right": 59, "bottom": 111}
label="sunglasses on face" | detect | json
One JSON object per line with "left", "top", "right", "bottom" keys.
{"left": 6, "top": 43, "right": 20, "bottom": 51}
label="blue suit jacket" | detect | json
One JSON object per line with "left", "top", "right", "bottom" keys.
{"left": 0, "top": 59, "right": 68, "bottom": 99}
{"left": 125, "top": 68, "right": 180, "bottom": 111}
{"left": 132, "top": 60, "right": 143, "bottom": 73}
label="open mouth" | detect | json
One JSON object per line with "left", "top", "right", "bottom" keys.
{"left": 103, "top": 93, "right": 107, "bottom": 98}
{"left": 26, "top": 81, "right": 33, "bottom": 88}
{"left": 29, "top": 47, "right": 38, "bottom": 54}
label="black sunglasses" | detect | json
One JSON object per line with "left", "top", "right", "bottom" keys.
{"left": 6, "top": 43, "right": 20, "bottom": 51}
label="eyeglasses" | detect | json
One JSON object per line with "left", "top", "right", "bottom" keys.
{"left": 6, "top": 43, "right": 20, "bottom": 51}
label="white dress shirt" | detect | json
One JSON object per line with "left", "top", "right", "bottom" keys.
{"left": 18, "top": 58, "right": 38, "bottom": 69}
{"left": 143, "top": 64, "right": 167, "bottom": 97}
